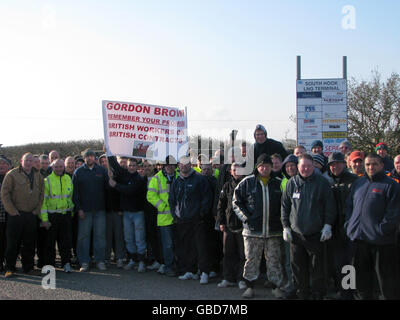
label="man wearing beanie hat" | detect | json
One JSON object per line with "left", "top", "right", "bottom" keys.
{"left": 243, "top": 124, "right": 288, "bottom": 175}
{"left": 375, "top": 143, "right": 394, "bottom": 172}
{"left": 322, "top": 152, "right": 358, "bottom": 299}
{"left": 72, "top": 149, "right": 110, "bottom": 272}
{"left": 233, "top": 154, "right": 289, "bottom": 299}
{"left": 312, "top": 154, "right": 326, "bottom": 173}
{"left": 311, "top": 140, "right": 328, "bottom": 169}
{"left": 280, "top": 154, "right": 299, "bottom": 297}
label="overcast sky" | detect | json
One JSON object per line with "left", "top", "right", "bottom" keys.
{"left": 1, "top": 0, "right": 399, "bottom": 146}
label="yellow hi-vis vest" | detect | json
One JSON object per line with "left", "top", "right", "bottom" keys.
{"left": 147, "top": 170, "right": 177, "bottom": 227}
{"left": 194, "top": 166, "right": 219, "bottom": 179}
{"left": 40, "top": 172, "right": 74, "bottom": 222}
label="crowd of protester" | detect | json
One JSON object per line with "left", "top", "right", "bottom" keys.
{"left": 0, "top": 124, "right": 400, "bottom": 300}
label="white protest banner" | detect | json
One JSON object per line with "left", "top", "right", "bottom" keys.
{"left": 102, "top": 100, "right": 188, "bottom": 161}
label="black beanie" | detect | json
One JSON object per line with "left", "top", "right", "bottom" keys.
{"left": 256, "top": 153, "right": 272, "bottom": 168}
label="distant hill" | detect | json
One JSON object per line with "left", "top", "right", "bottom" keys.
{"left": 0, "top": 135, "right": 258, "bottom": 167}
{"left": 1, "top": 140, "right": 104, "bottom": 167}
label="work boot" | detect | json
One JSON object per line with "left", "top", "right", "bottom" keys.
{"left": 242, "top": 288, "right": 254, "bottom": 299}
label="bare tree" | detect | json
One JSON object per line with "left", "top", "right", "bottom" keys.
{"left": 347, "top": 70, "right": 400, "bottom": 156}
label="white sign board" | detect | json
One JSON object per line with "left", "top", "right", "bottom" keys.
{"left": 296, "top": 78, "right": 348, "bottom": 156}
{"left": 103, "top": 100, "right": 188, "bottom": 161}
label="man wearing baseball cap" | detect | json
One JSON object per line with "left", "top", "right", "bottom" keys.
{"left": 349, "top": 151, "right": 365, "bottom": 177}
{"left": 323, "top": 152, "right": 358, "bottom": 299}
{"left": 375, "top": 142, "right": 394, "bottom": 172}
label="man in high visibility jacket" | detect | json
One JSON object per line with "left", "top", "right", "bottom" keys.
{"left": 147, "top": 155, "right": 178, "bottom": 277}
{"left": 40, "top": 159, "right": 74, "bottom": 273}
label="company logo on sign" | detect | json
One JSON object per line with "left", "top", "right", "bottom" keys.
{"left": 305, "top": 106, "right": 316, "bottom": 112}
{"left": 323, "top": 98, "right": 345, "bottom": 103}
{"left": 304, "top": 119, "right": 315, "bottom": 124}
{"left": 323, "top": 119, "right": 347, "bottom": 124}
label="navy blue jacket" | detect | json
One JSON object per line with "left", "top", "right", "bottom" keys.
{"left": 72, "top": 163, "right": 108, "bottom": 212}
{"left": 345, "top": 170, "right": 400, "bottom": 245}
{"left": 169, "top": 169, "right": 212, "bottom": 223}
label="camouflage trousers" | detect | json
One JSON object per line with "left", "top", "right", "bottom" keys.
{"left": 243, "top": 236, "right": 286, "bottom": 288}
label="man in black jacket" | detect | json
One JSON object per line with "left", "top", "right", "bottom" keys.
{"left": 233, "top": 154, "right": 289, "bottom": 299}
{"left": 242, "top": 124, "right": 288, "bottom": 175}
{"left": 323, "top": 152, "right": 358, "bottom": 299}
{"left": 281, "top": 154, "right": 336, "bottom": 300}
{"left": 72, "top": 149, "right": 109, "bottom": 272}
{"left": 216, "top": 163, "right": 246, "bottom": 290}
{"left": 169, "top": 155, "right": 213, "bottom": 285}
{"left": 201, "top": 162, "right": 221, "bottom": 278}
{"left": 108, "top": 156, "right": 147, "bottom": 273}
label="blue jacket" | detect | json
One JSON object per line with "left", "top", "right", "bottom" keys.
{"left": 72, "top": 163, "right": 108, "bottom": 212}
{"left": 345, "top": 170, "right": 400, "bottom": 245}
{"left": 169, "top": 169, "right": 212, "bottom": 223}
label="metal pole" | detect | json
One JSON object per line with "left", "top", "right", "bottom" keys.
{"left": 343, "top": 56, "right": 347, "bottom": 79}
{"left": 297, "top": 56, "right": 301, "bottom": 80}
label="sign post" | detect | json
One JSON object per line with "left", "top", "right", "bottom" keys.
{"left": 296, "top": 57, "right": 348, "bottom": 156}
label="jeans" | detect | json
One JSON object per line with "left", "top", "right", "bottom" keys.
{"left": 123, "top": 211, "right": 146, "bottom": 259}
{"left": 159, "top": 224, "right": 176, "bottom": 271}
{"left": 77, "top": 211, "right": 106, "bottom": 265}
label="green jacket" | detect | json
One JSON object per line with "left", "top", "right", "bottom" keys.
{"left": 147, "top": 170, "right": 177, "bottom": 227}
{"left": 40, "top": 172, "right": 74, "bottom": 222}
